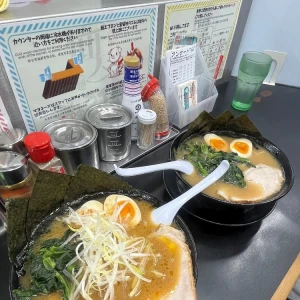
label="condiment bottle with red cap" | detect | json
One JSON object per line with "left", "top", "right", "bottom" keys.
{"left": 24, "top": 132, "right": 66, "bottom": 175}
{"left": 141, "top": 74, "right": 169, "bottom": 139}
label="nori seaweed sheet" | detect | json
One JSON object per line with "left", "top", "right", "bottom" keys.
{"left": 180, "top": 110, "right": 263, "bottom": 142}
{"left": 6, "top": 198, "right": 29, "bottom": 266}
{"left": 6, "top": 170, "right": 72, "bottom": 263}
{"left": 224, "top": 114, "right": 263, "bottom": 140}
{"left": 180, "top": 111, "right": 214, "bottom": 143}
{"left": 26, "top": 170, "right": 72, "bottom": 238}
{"left": 7, "top": 166, "right": 137, "bottom": 265}
{"left": 210, "top": 110, "right": 234, "bottom": 131}
{"left": 64, "top": 165, "right": 135, "bottom": 202}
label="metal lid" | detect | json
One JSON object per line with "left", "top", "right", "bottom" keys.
{"left": 42, "top": 119, "right": 97, "bottom": 151}
{"left": 0, "top": 151, "right": 30, "bottom": 186}
{"left": 0, "top": 129, "right": 27, "bottom": 155}
{"left": 86, "top": 104, "right": 134, "bottom": 130}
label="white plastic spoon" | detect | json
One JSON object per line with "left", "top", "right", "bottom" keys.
{"left": 151, "top": 160, "right": 230, "bottom": 225}
{"left": 114, "top": 160, "right": 194, "bottom": 176}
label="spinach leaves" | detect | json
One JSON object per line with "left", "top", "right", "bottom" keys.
{"left": 13, "top": 230, "right": 78, "bottom": 300}
{"left": 179, "top": 142, "right": 255, "bottom": 188}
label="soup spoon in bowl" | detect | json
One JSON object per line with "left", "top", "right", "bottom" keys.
{"left": 114, "top": 160, "right": 194, "bottom": 176}
{"left": 151, "top": 160, "right": 230, "bottom": 225}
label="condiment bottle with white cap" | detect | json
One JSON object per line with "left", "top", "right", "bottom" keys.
{"left": 24, "top": 132, "right": 66, "bottom": 175}
{"left": 137, "top": 109, "right": 157, "bottom": 150}
{"left": 0, "top": 151, "right": 35, "bottom": 202}
{"left": 122, "top": 55, "right": 144, "bottom": 141}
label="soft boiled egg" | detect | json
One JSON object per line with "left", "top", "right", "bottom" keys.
{"left": 77, "top": 200, "right": 104, "bottom": 215}
{"left": 230, "top": 138, "right": 253, "bottom": 158}
{"left": 104, "top": 194, "right": 141, "bottom": 227}
{"left": 204, "top": 133, "right": 229, "bottom": 152}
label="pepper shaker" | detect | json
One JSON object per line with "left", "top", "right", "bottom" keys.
{"left": 137, "top": 109, "right": 157, "bottom": 150}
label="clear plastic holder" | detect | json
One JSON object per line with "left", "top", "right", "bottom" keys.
{"left": 159, "top": 47, "right": 218, "bottom": 129}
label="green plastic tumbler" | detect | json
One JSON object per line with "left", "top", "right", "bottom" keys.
{"left": 232, "top": 52, "right": 273, "bottom": 111}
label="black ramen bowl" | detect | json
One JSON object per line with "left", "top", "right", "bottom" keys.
{"left": 170, "top": 130, "right": 294, "bottom": 216}
{"left": 9, "top": 190, "right": 198, "bottom": 298}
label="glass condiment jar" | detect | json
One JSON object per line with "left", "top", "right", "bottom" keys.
{"left": 137, "top": 109, "right": 157, "bottom": 150}
{"left": 141, "top": 74, "right": 169, "bottom": 139}
{"left": 24, "top": 132, "right": 66, "bottom": 176}
{"left": 0, "top": 151, "right": 35, "bottom": 202}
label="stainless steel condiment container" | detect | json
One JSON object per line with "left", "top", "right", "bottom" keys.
{"left": 0, "top": 129, "right": 27, "bottom": 156}
{"left": 85, "top": 104, "right": 134, "bottom": 162}
{"left": 0, "top": 151, "right": 31, "bottom": 186}
{"left": 0, "top": 151, "right": 34, "bottom": 206}
{"left": 42, "top": 119, "right": 99, "bottom": 175}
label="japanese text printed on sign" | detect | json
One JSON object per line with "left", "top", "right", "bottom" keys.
{"left": 166, "top": 44, "right": 196, "bottom": 84}
{"left": 0, "top": 7, "right": 157, "bottom": 132}
{"left": 162, "top": 0, "right": 242, "bottom": 79}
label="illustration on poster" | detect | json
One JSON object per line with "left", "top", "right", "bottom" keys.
{"left": 107, "top": 43, "right": 144, "bottom": 78}
{"left": 40, "top": 52, "right": 84, "bottom": 99}
{"left": 127, "top": 42, "right": 143, "bottom": 69}
{"left": 107, "top": 46, "right": 124, "bottom": 78}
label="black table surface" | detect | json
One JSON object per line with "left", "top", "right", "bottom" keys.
{"left": 1, "top": 78, "right": 300, "bottom": 300}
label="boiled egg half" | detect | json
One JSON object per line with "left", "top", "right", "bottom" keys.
{"left": 204, "top": 133, "right": 229, "bottom": 152}
{"left": 77, "top": 200, "right": 104, "bottom": 215}
{"left": 230, "top": 138, "right": 252, "bottom": 158}
{"left": 104, "top": 194, "right": 141, "bottom": 227}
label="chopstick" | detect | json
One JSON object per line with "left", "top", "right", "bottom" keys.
{"left": 271, "top": 253, "right": 300, "bottom": 300}
{"left": 213, "top": 55, "right": 224, "bottom": 81}
{"left": 206, "top": 55, "right": 224, "bottom": 99}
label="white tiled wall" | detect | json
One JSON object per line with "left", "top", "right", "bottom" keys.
{"left": 232, "top": 0, "right": 300, "bottom": 87}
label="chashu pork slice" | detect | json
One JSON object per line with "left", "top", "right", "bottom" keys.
{"left": 217, "top": 164, "right": 284, "bottom": 203}
{"left": 150, "top": 225, "right": 197, "bottom": 300}
{"left": 244, "top": 163, "right": 284, "bottom": 198}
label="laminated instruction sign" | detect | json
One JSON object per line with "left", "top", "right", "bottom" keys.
{"left": 162, "top": 0, "right": 242, "bottom": 79}
{"left": 0, "top": 6, "right": 157, "bottom": 132}
{"left": 0, "top": 96, "right": 13, "bottom": 132}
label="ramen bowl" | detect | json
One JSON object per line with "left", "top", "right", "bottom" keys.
{"left": 170, "top": 130, "right": 294, "bottom": 216}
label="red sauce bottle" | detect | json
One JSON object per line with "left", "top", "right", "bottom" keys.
{"left": 24, "top": 132, "right": 66, "bottom": 175}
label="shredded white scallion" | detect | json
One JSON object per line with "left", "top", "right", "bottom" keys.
{"left": 62, "top": 207, "right": 153, "bottom": 300}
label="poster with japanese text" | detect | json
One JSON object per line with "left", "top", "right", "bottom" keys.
{"left": 0, "top": 6, "right": 157, "bottom": 132}
{"left": 0, "top": 96, "right": 13, "bottom": 132}
{"left": 162, "top": 0, "right": 242, "bottom": 79}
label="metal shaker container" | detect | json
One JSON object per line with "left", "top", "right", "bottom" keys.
{"left": 0, "top": 129, "right": 27, "bottom": 156}
{"left": 85, "top": 104, "right": 134, "bottom": 162}
{"left": 42, "top": 119, "right": 99, "bottom": 175}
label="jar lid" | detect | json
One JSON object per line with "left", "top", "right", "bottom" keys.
{"left": 124, "top": 55, "right": 140, "bottom": 68}
{"left": 24, "top": 132, "right": 55, "bottom": 163}
{"left": 0, "top": 151, "right": 30, "bottom": 186}
{"left": 0, "top": 129, "right": 27, "bottom": 155}
{"left": 42, "top": 119, "right": 97, "bottom": 151}
{"left": 138, "top": 109, "right": 157, "bottom": 125}
{"left": 141, "top": 74, "right": 160, "bottom": 101}
{"left": 86, "top": 104, "right": 134, "bottom": 130}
